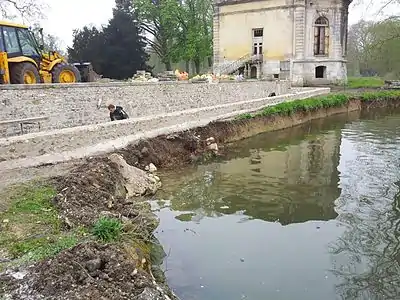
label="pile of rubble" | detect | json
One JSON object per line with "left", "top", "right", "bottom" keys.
{"left": 129, "top": 70, "right": 241, "bottom": 83}
{"left": 131, "top": 70, "right": 157, "bottom": 82}
{"left": 384, "top": 80, "right": 400, "bottom": 89}
{"left": 157, "top": 71, "right": 178, "bottom": 82}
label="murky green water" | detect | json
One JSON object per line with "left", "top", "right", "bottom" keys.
{"left": 152, "top": 109, "right": 400, "bottom": 300}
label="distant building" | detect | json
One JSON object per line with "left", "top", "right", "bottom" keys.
{"left": 212, "top": 0, "right": 352, "bottom": 86}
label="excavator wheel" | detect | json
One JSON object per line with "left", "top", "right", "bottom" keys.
{"left": 51, "top": 63, "right": 81, "bottom": 83}
{"left": 10, "top": 62, "right": 41, "bottom": 84}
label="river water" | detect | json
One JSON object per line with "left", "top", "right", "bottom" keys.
{"left": 152, "top": 109, "right": 400, "bottom": 300}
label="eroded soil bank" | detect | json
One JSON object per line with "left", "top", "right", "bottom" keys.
{"left": 1, "top": 95, "right": 400, "bottom": 299}
{"left": 115, "top": 97, "right": 400, "bottom": 170}
{"left": 0, "top": 156, "right": 175, "bottom": 300}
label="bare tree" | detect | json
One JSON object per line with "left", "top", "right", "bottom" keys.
{"left": 0, "top": 0, "right": 47, "bottom": 22}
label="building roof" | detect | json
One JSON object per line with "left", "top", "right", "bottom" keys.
{"left": 0, "top": 20, "right": 28, "bottom": 29}
{"left": 215, "top": 0, "right": 353, "bottom": 7}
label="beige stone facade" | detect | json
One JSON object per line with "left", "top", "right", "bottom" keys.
{"left": 213, "top": 0, "right": 352, "bottom": 86}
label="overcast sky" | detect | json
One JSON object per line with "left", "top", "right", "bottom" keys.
{"left": 28, "top": 0, "right": 400, "bottom": 49}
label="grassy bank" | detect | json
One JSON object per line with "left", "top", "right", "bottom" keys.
{"left": 0, "top": 183, "right": 83, "bottom": 270}
{"left": 0, "top": 181, "right": 149, "bottom": 272}
{"left": 237, "top": 90, "right": 400, "bottom": 120}
{"left": 0, "top": 156, "right": 176, "bottom": 299}
{"left": 346, "top": 76, "right": 385, "bottom": 89}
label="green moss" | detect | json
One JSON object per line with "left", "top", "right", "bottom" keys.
{"left": 236, "top": 91, "right": 400, "bottom": 120}
{"left": 347, "top": 77, "right": 384, "bottom": 89}
{"left": 0, "top": 183, "right": 81, "bottom": 268}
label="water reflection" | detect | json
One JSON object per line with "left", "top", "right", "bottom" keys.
{"left": 159, "top": 115, "right": 347, "bottom": 225}
{"left": 154, "top": 108, "right": 400, "bottom": 300}
{"left": 329, "top": 116, "right": 400, "bottom": 300}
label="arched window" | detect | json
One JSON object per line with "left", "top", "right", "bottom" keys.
{"left": 314, "top": 17, "right": 329, "bottom": 55}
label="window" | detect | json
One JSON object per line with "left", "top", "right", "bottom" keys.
{"left": 0, "top": 29, "right": 4, "bottom": 51}
{"left": 315, "top": 66, "right": 327, "bottom": 78}
{"left": 2, "top": 26, "right": 20, "bottom": 54}
{"left": 253, "top": 28, "right": 263, "bottom": 37}
{"left": 253, "top": 43, "right": 262, "bottom": 55}
{"left": 314, "top": 17, "right": 329, "bottom": 55}
{"left": 17, "top": 28, "right": 39, "bottom": 56}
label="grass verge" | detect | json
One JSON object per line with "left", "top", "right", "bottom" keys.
{"left": 236, "top": 90, "right": 400, "bottom": 120}
{"left": 0, "top": 182, "right": 85, "bottom": 270}
{"left": 0, "top": 181, "right": 160, "bottom": 274}
{"left": 346, "top": 77, "right": 385, "bottom": 89}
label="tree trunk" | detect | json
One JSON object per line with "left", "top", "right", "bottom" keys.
{"left": 185, "top": 61, "right": 190, "bottom": 73}
{"left": 194, "top": 58, "right": 201, "bottom": 74}
{"left": 164, "top": 60, "right": 172, "bottom": 71}
{"left": 208, "top": 57, "right": 212, "bottom": 68}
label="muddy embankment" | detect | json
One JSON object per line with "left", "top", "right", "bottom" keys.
{"left": 1, "top": 95, "right": 400, "bottom": 300}
{"left": 116, "top": 97, "right": 400, "bottom": 169}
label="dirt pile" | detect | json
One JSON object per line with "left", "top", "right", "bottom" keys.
{"left": 118, "top": 127, "right": 233, "bottom": 169}
{"left": 51, "top": 156, "right": 158, "bottom": 230}
{"left": 1, "top": 155, "right": 176, "bottom": 299}
{"left": 1, "top": 242, "right": 174, "bottom": 300}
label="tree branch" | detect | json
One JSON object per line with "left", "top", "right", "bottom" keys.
{"left": 0, "top": 0, "right": 47, "bottom": 22}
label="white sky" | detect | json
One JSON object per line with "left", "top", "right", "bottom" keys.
{"left": 11, "top": 0, "right": 400, "bottom": 49}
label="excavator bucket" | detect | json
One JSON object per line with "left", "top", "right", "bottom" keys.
{"left": 72, "top": 62, "right": 96, "bottom": 83}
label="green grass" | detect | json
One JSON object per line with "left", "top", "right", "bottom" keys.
{"left": 236, "top": 90, "right": 400, "bottom": 120}
{"left": 0, "top": 183, "right": 82, "bottom": 268}
{"left": 346, "top": 77, "right": 385, "bottom": 89}
{"left": 92, "top": 217, "right": 123, "bottom": 242}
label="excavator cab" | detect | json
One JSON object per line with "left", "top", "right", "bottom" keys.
{"left": 0, "top": 20, "right": 92, "bottom": 84}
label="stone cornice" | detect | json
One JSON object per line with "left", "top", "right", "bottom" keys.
{"left": 215, "top": 0, "right": 353, "bottom": 7}
{"left": 215, "top": 0, "right": 268, "bottom": 7}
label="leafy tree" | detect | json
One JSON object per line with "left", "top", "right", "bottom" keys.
{"left": 346, "top": 20, "right": 376, "bottom": 76}
{"left": 347, "top": 18, "right": 400, "bottom": 78}
{"left": 132, "top": 0, "right": 181, "bottom": 70}
{"left": 171, "top": 0, "right": 213, "bottom": 74}
{"left": 67, "top": 26, "right": 105, "bottom": 74}
{"left": 68, "top": 1, "right": 149, "bottom": 80}
{"left": 101, "top": 6, "right": 149, "bottom": 79}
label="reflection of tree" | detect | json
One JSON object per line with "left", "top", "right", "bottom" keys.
{"left": 330, "top": 190, "right": 400, "bottom": 299}
{"left": 329, "top": 117, "right": 400, "bottom": 299}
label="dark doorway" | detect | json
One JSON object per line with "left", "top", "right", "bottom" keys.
{"left": 250, "top": 66, "right": 257, "bottom": 79}
{"left": 315, "top": 65, "right": 327, "bottom": 78}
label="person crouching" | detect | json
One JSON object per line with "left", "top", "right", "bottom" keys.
{"left": 108, "top": 104, "right": 129, "bottom": 121}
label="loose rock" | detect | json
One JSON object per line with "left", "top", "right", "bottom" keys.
{"left": 207, "top": 143, "right": 219, "bottom": 152}
{"left": 108, "top": 154, "right": 161, "bottom": 196}
{"left": 148, "top": 163, "right": 157, "bottom": 173}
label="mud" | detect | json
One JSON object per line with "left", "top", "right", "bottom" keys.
{"left": 51, "top": 157, "right": 157, "bottom": 229}
{"left": 0, "top": 242, "right": 173, "bottom": 300}
{"left": 1, "top": 156, "right": 175, "bottom": 300}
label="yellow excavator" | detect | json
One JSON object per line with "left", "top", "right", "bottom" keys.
{"left": 0, "top": 20, "right": 93, "bottom": 84}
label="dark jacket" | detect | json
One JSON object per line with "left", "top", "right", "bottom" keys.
{"left": 110, "top": 106, "right": 129, "bottom": 121}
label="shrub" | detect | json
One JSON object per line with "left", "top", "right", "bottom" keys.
{"left": 92, "top": 217, "right": 123, "bottom": 242}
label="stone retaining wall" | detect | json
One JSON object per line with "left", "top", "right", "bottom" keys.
{"left": 0, "top": 80, "right": 290, "bottom": 137}
{"left": 0, "top": 88, "right": 330, "bottom": 170}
